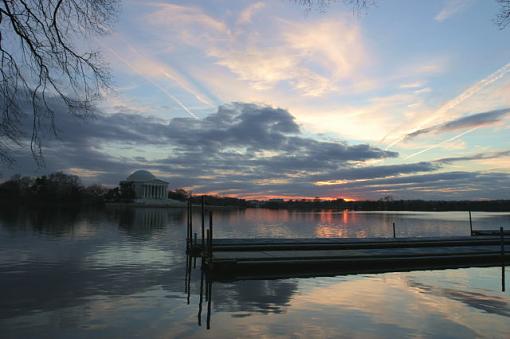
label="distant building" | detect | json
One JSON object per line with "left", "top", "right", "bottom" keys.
{"left": 120, "top": 170, "right": 168, "bottom": 202}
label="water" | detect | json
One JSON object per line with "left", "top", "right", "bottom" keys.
{"left": 1, "top": 206, "right": 510, "bottom": 338}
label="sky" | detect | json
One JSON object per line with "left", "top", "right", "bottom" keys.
{"left": 5, "top": 0, "right": 510, "bottom": 200}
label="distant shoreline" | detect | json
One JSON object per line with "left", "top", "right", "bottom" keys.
{"left": 2, "top": 200, "right": 510, "bottom": 212}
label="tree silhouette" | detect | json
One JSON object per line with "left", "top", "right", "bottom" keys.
{"left": 297, "top": 0, "right": 373, "bottom": 13}
{"left": 299, "top": 0, "right": 510, "bottom": 28}
{"left": 0, "top": 0, "right": 118, "bottom": 165}
{"left": 496, "top": 0, "right": 510, "bottom": 28}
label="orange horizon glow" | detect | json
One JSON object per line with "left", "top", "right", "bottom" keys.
{"left": 192, "top": 191, "right": 358, "bottom": 202}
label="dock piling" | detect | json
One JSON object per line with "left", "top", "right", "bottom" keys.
{"left": 206, "top": 278, "right": 212, "bottom": 330}
{"left": 198, "top": 268, "right": 204, "bottom": 326}
{"left": 189, "top": 199, "right": 193, "bottom": 249}
{"left": 501, "top": 227, "right": 506, "bottom": 292}
{"left": 206, "top": 229, "right": 210, "bottom": 258}
{"left": 209, "top": 211, "right": 213, "bottom": 261}
{"left": 186, "top": 255, "right": 192, "bottom": 304}
{"left": 201, "top": 196, "right": 205, "bottom": 251}
{"left": 186, "top": 199, "right": 190, "bottom": 250}
{"left": 501, "top": 227, "right": 505, "bottom": 257}
{"left": 392, "top": 222, "right": 396, "bottom": 239}
{"left": 469, "top": 210, "right": 473, "bottom": 236}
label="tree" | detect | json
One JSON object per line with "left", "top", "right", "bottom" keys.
{"left": 297, "top": 0, "right": 373, "bottom": 12}
{"left": 0, "top": 0, "right": 118, "bottom": 165}
{"left": 299, "top": 0, "right": 510, "bottom": 28}
{"left": 496, "top": 0, "right": 510, "bottom": 29}
{"left": 119, "top": 181, "right": 135, "bottom": 202}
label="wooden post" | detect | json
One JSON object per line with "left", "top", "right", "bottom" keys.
{"left": 501, "top": 227, "right": 505, "bottom": 292}
{"left": 206, "top": 229, "right": 210, "bottom": 259}
{"left": 189, "top": 198, "right": 193, "bottom": 248}
{"left": 501, "top": 227, "right": 505, "bottom": 258}
{"left": 186, "top": 199, "right": 190, "bottom": 249}
{"left": 206, "top": 278, "right": 212, "bottom": 330}
{"left": 186, "top": 255, "right": 192, "bottom": 304}
{"left": 193, "top": 232, "right": 198, "bottom": 268}
{"left": 205, "top": 262, "right": 209, "bottom": 302}
{"left": 503, "top": 264, "right": 506, "bottom": 293}
{"left": 392, "top": 222, "right": 396, "bottom": 239}
{"left": 201, "top": 195, "right": 205, "bottom": 250}
{"left": 209, "top": 211, "right": 213, "bottom": 261}
{"left": 469, "top": 210, "right": 473, "bottom": 236}
{"left": 198, "top": 268, "right": 204, "bottom": 326}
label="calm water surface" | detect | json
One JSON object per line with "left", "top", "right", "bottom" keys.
{"left": 1, "top": 207, "right": 510, "bottom": 338}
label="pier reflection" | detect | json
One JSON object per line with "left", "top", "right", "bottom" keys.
{"left": 184, "top": 250, "right": 509, "bottom": 332}
{"left": 184, "top": 252, "right": 299, "bottom": 330}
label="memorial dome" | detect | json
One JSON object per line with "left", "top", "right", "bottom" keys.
{"left": 126, "top": 170, "right": 156, "bottom": 182}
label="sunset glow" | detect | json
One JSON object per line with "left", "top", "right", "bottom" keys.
{"left": 4, "top": 0, "right": 510, "bottom": 201}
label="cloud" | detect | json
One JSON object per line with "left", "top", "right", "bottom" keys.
{"left": 7, "top": 99, "right": 510, "bottom": 200}
{"left": 143, "top": 3, "right": 368, "bottom": 97}
{"left": 384, "top": 62, "right": 510, "bottom": 150}
{"left": 435, "top": 0, "right": 474, "bottom": 22}
{"left": 146, "top": 3, "right": 229, "bottom": 34}
{"left": 435, "top": 150, "right": 510, "bottom": 164}
{"left": 5, "top": 102, "right": 400, "bottom": 192}
{"left": 314, "top": 162, "right": 440, "bottom": 184}
{"left": 238, "top": 2, "right": 266, "bottom": 25}
{"left": 322, "top": 171, "right": 510, "bottom": 200}
{"left": 405, "top": 108, "right": 510, "bottom": 139}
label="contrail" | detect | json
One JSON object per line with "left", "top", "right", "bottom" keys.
{"left": 105, "top": 46, "right": 200, "bottom": 119}
{"left": 89, "top": 24, "right": 214, "bottom": 108}
{"left": 404, "top": 126, "right": 479, "bottom": 160}
{"left": 385, "top": 61, "right": 510, "bottom": 151}
{"left": 161, "top": 71, "right": 213, "bottom": 107}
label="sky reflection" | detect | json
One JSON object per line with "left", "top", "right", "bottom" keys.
{"left": 1, "top": 207, "right": 510, "bottom": 338}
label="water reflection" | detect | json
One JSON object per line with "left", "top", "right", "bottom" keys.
{"left": 408, "top": 280, "right": 510, "bottom": 317}
{"left": 116, "top": 207, "right": 185, "bottom": 239}
{"left": 1, "top": 207, "right": 510, "bottom": 338}
{"left": 186, "top": 255, "right": 299, "bottom": 330}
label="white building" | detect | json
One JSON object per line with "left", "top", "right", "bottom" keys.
{"left": 121, "top": 170, "right": 168, "bottom": 202}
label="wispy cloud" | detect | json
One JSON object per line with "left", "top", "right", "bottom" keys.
{"left": 385, "top": 61, "right": 510, "bottom": 150}
{"left": 405, "top": 108, "right": 510, "bottom": 139}
{"left": 238, "top": 2, "right": 266, "bottom": 25}
{"left": 435, "top": 0, "right": 475, "bottom": 22}
{"left": 146, "top": 3, "right": 229, "bottom": 34}
{"left": 142, "top": 3, "right": 368, "bottom": 97}
{"left": 435, "top": 150, "right": 510, "bottom": 164}
{"left": 104, "top": 45, "right": 200, "bottom": 119}
{"left": 404, "top": 126, "right": 480, "bottom": 160}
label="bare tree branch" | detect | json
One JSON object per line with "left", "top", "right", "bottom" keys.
{"left": 496, "top": 0, "right": 510, "bottom": 29}
{"left": 295, "top": 0, "right": 375, "bottom": 13}
{"left": 0, "top": 0, "right": 118, "bottom": 166}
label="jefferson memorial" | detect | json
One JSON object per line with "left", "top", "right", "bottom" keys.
{"left": 121, "top": 170, "right": 169, "bottom": 202}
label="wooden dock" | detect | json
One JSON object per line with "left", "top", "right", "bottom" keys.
{"left": 185, "top": 200, "right": 508, "bottom": 280}
{"left": 194, "top": 236, "right": 509, "bottom": 280}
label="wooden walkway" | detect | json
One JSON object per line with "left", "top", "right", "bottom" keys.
{"left": 193, "top": 236, "right": 509, "bottom": 280}
{"left": 184, "top": 203, "right": 508, "bottom": 280}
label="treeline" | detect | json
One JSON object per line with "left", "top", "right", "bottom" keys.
{"left": 0, "top": 173, "right": 115, "bottom": 205}
{"left": 0, "top": 172, "right": 249, "bottom": 207}
{"left": 258, "top": 198, "right": 510, "bottom": 212}
{"left": 0, "top": 173, "right": 192, "bottom": 205}
{"left": 189, "top": 194, "right": 250, "bottom": 208}
{"left": 1, "top": 173, "right": 509, "bottom": 211}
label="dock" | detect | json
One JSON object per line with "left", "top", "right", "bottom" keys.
{"left": 193, "top": 236, "right": 508, "bottom": 279}
{"left": 185, "top": 199, "right": 509, "bottom": 280}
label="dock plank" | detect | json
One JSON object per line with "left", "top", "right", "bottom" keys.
{"left": 200, "top": 236, "right": 509, "bottom": 279}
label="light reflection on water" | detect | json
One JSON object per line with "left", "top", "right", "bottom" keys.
{"left": 0, "top": 206, "right": 509, "bottom": 338}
